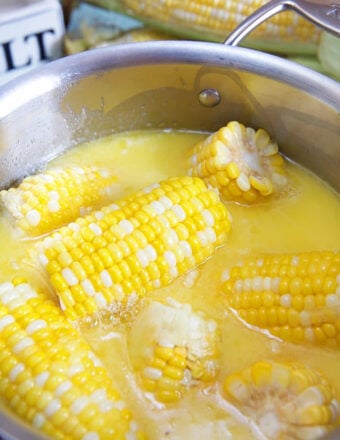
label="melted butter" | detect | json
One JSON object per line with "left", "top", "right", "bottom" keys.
{"left": 0, "top": 130, "right": 340, "bottom": 439}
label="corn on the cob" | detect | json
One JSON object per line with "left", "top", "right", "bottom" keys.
{"left": 187, "top": 121, "right": 287, "bottom": 204}
{"left": 221, "top": 251, "right": 340, "bottom": 346}
{"left": 223, "top": 360, "right": 339, "bottom": 440}
{"left": 36, "top": 176, "right": 232, "bottom": 320}
{"left": 129, "top": 299, "right": 220, "bottom": 403}
{"left": 0, "top": 166, "right": 116, "bottom": 237}
{"left": 0, "top": 280, "right": 144, "bottom": 440}
{"left": 102, "top": 0, "right": 320, "bottom": 52}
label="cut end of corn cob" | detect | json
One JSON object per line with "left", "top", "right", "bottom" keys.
{"left": 187, "top": 121, "right": 288, "bottom": 204}
{"left": 118, "top": 0, "right": 320, "bottom": 48}
{"left": 223, "top": 360, "right": 339, "bottom": 440}
{"left": 221, "top": 251, "right": 340, "bottom": 346}
{"left": 128, "top": 298, "right": 220, "bottom": 403}
{"left": 35, "top": 176, "right": 232, "bottom": 321}
{"left": 0, "top": 166, "right": 117, "bottom": 237}
{"left": 0, "top": 281, "right": 144, "bottom": 440}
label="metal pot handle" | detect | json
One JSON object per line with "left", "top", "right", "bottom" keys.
{"left": 224, "top": 0, "right": 340, "bottom": 46}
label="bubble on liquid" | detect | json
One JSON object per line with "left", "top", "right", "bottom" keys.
{"left": 120, "top": 310, "right": 133, "bottom": 323}
{"left": 270, "top": 339, "right": 281, "bottom": 354}
{"left": 80, "top": 314, "right": 100, "bottom": 331}
{"left": 99, "top": 308, "right": 116, "bottom": 327}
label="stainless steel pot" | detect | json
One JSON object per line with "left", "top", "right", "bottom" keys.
{"left": 0, "top": 2, "right": 339, "bottom": 439}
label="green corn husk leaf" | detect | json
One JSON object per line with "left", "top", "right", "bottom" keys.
{"left": 64, "top": 1, "right": 143, "bottom": 54}
{"left": 287, "top": 56, "right": 331, "bottom": 76}
{"left": 317, "top": 32, "right": 340, "bottom": 82}
{"left": 287, "top": 53, "right": 340, "bottom": 81}
{"left": 85, "top": 0, "right": 319, "bottom": 55}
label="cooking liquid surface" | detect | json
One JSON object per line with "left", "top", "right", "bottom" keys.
{"left": 0, "top": 130, "right": 340, "bottom": 439}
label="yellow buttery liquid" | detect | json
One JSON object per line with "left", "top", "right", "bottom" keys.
{"left": 0, "top": 130, "right": 339, "bottom": 439}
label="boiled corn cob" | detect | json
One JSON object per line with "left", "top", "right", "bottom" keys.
{"left": 128, "top": 299, "right": 220, "bottom": 403}
{"left": 223, "top": 360, "right": 339, "bottom": 440}
{"left": 0, "top": 281, "right": 144, "bottom": 440}
{"left": 91, "top": 0, "right": 321, "bottom": 54}
{"left": 36, "top": 176, "right": 232, "bottom": 320}
{"left": 221, "top": 251, "right": 340, "bottom": 346}
{"left": 0, "top": 166, "right": 116, "bottom": 237}
{"left": 187, "top": 121, "right": 287, "bottom": 204}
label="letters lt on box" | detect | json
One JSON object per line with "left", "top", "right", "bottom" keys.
{"left": 0, "top": 0, "right": 65, "bottom": 85}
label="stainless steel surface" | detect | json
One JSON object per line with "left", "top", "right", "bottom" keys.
{"left": 0, "top": 42, "right": 339, "bottom": 191}
{"left": 0, "top": 40, "right": 339, "bottom": 439}
{"left": 225, "top": 0, "right": 340, "bottom": 46}
{"left": 198, "top": 88, "right": 221, "bottom": 107}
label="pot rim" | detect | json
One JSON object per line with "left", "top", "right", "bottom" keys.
{"left": 0, "top": 39, "right": 339, "bottom": 440}
{"left": 0, "top": 40, "right": 339, "bottom": 120}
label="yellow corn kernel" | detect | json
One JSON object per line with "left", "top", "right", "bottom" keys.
{"left": 226, "top": 163, "right": 240, "bottom": 179}
{"left": 223, "top": 360, "right": 339, "bottom": 439}
{"left": 36, "top": 176, "right": 231, "bottom": 320}
{"left": 156, "top": 389, "right": 181, "bottom": 403}
{"left": 154, "top": 345, "right": 176, "bottom": 362}
{"left": 187, "top": 121, "right": 287, "bottom": 204}
{"left": 0, "top": 281, "right": 144, "bottom": 440}
{"left": 163, "top": 365, "right": 184, "bottom": 381}
{"left": 0, "top": 166, "right": 116, "bottom": 236}
{"left": 221, "top": 251, "right": 340, "bottom": 347}
{"left": 251, "top": 361, "right": 273, "bottom": 387}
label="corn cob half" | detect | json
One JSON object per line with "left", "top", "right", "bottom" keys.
{"left": 36, "top": 176, "right": 232, "bottom": 320}
{"left": 223, "top": 360, "right": 339, "bottom": 440}
{"left": 187, "top": 121, "right": 287, "bottom": 204}
{"left": 102, "top": 0, "right": 320, "bottom": 53}
{"left": 0, "top": 166, "right": 116, "bottom": 237}
{"left": 128, "top": 299, "right": 220, "bottom": 403}
{"left": 221, "top": 251, "right": 340, "bottom": 346}
{"left": 0, "top": 281, "right": 144, "bottom": 440}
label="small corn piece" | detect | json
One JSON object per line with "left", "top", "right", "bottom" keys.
{"left": 109, "top": 0, "right": 320, "bottom": 53}
{"left": 0, "top": 166, "right": 116, "bottom": 236}
{"left": 107, "top": 28, "right": 176, "bottom": 45}
{"left": 187, "top": 121, "right": 287, "bottom": 204}
{"left": 0, "top": 281, "right": 144, "bottom": 440}
{"left": 128, "top": 299, "right": 220, "bottom": 403}
{"left": 221, "top": 251, "right": 340, "bottom": 346}
{"left": 223, "top": 360, "right": 340, "bottom": 440}
{"left": 36, "top": 176, "right": 232, "bottom": 320}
